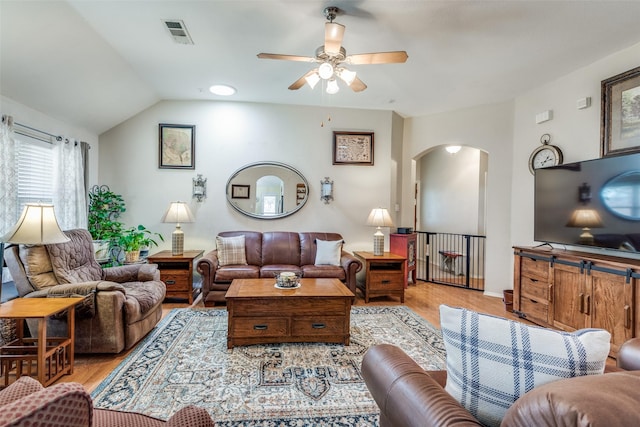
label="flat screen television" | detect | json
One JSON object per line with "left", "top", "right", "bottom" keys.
{"left": 534, "top": 152, "right": 640, "bottom": 254}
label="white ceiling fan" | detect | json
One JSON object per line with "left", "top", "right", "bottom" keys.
{"left": 257, "top": 6, "right": 408, "bottom": 94}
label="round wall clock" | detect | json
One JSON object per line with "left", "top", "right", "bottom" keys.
{"left": 528, "top": 134, "right": 563, "bottom": 174}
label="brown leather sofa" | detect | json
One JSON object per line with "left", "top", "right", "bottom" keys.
{"left": 362, "top": 339, "right": 640, "bottom": 427}
{"left": 4, "top": 229, "right": 166, "bottom": 353}
{"left": 196, "top": 231, "right": 362, "bottom": 306}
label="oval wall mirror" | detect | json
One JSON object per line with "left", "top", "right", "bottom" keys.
{"left": 226, "top": 161, "right": 309, "bottom": 219}
{"left": 601, "top": 170, "right": 640, "bottom": 220}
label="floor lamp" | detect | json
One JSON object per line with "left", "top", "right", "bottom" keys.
{"left": 1, "top": 204, "right": 69, "bottom": 303}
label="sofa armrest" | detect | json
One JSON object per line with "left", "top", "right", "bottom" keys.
{"left": 362, "top": 344, "right": 482, "bottom": 427}
{"left": 166, "top": 405, "right": 216, "bottom": 427}
{"left": 197, "top": 250, "right": 219, "bottom": 293}
{"left": 0, "top": 381, "right": 92, "bottom": 427}
{"left": 340, "top": 251, "right": 362, "bottom": 295}
{"left": 618, "top": 337, "right": 640, "bottom": 370}
{"left": 102, "top": 263, "right": 160, "bottom": 282}
{"left": 0, "top": 376, "right": 43, "bottom": 406}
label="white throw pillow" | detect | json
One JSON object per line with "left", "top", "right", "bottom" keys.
{"left": 216, "top": 235, "right": 248, "bottom": 266}
{"left": 439, "top": 304, "right": 611, "bottom": 427}
{"left": 314, "top": 239, "right": 342, "bottom": 266}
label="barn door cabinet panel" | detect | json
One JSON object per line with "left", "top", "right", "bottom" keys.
{"left": 513, "top": 247, "right": 640, "bottom": 356}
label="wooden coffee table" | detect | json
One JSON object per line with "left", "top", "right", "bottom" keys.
{"left": 225, "top": 278, "right": 354, "bottom": 349}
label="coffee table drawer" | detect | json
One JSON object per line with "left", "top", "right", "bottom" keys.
{"left": 237, "top": 298, "right": 348, "bottom": 316}
{"left": 291, "top": 316, "right": 346, "bottom": 336}
{"left": 231, "top": 317, "right": 288, "bottom": 338}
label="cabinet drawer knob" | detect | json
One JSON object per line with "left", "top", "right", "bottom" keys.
{"left": 381, "top": 280, "right": 391, "bottom": 285}
{"left": 579, "top": 293, "right": 584, "bottom": 314}
{"left": 166, "top": 280, "right": 176, "bottom": 285}
{"left": 312, "top": 323, "right": 326, "bottom": 329}
{"left": 253, "top": 324, "right": 268, "bottom": 330}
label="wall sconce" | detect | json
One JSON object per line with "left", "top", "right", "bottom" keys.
{"left": 320, "top": 177, "right": 333, "bottom": 204}
{"left": 192, "top": 174, "right": 207, "bottom": 202}
{"left": 578, "top": 182, "right": 592, "bottom": 203}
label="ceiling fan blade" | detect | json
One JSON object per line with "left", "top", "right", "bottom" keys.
{"left": 349, "top": 76, "right": 367, "bottom": 92}
{"left": 347, "top": 51, "right": 409, "bottom": 65}
{"left": 288, "top": 70, "right": 316, "bottom": 90}
{"left": 257, "top": 53, "right": 316, "bottom": 62}
{"left": 324, "top": 22, "right": 345, "bottom": 55}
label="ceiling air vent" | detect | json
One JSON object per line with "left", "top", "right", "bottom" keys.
{"left": 163, "top": 19, "right": 194, "bottom": 45}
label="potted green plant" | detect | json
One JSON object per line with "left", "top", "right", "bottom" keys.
{"left": 118, "top": 225, "right": 163, "bottom": 263}
{"left": 87, "top": 185, "right": 126, "bottom": 262}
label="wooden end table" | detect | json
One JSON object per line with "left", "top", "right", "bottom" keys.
{"left": 0, "top": 297, "right": 84, "bottom": 387}
{"left": 225, "top": 278, "right": 354, "bottom": 349}
{"left": 353, "top": 251, "right": 406, "bottom": 303}
{"left": 147, "top": 250, "right": 204, "bottom": 304}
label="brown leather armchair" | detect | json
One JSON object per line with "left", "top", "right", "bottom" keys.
{"left": 0, "top": 376, "right": 215, "bottom": 427}
{"left": 4, "top": 229, "right": 166, "bottom": 353}
{"left": 362, "top": 339, "right": 640, "bottom": 427}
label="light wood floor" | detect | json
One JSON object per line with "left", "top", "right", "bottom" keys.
{"left": 66, "top": 281, "right": 524, "bottom": 392}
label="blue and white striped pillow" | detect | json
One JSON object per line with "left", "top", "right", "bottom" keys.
{"left": 439, "top": 305, "right": 610, "bottom": 427}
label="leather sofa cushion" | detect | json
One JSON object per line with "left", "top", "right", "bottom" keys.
{"left": 18, "top": 245, "right": 57, "bottom": 290}
{"left": 260, "top": 265, "right": 302, "bottom": 278}
{"left": 215, "top": 265, "right": 260, "bottom": 282}
{"left": 502, "top": 371, "right": 640, "bottom": 427}
{"left": 262, "top": 232, "right": 301, "bottom": 266}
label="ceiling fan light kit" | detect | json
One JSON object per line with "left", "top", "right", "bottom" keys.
{"left": 257, "top": 6, "right": 408, "bottom": 95}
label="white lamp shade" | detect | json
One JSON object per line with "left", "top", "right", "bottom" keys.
{"left": 338, "top": 68, "right": 357, "bottom": 86}
{"left": 305, "top": 71, "right": 321, "bottom": 89}
{"left": 366, "top": 208, "right": 394, "bottom": 228}
{"left": 161, "top": 202, "right": 195, "bottom": 224}
{"left": 1, "top": 204, "right": 69, "bottom": 244}
{"left": 566, "top": 209, "right": 604, "bottom": 228}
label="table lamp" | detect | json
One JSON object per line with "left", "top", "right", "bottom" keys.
{"left": 566, "top": 208, "right": 604, "bottom": 245}
{"left": 161, "top": 201, "right": 194, "bottom": 255}
{"left": 1, "top": 203, "right": 70, "bottom": 303}
{"left": 366, "top": 208, "right": 394, "bottom": 256}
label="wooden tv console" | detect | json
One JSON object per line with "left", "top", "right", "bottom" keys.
{"left": 513, "top": 246, "right": 640, "bottom": 356}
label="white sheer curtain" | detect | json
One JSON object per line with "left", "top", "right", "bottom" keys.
{"left": 0, "top": 118, "right": 18, "bottom": 235}
{"left": 53, "top": 138, "right": 87, "bottom": 230}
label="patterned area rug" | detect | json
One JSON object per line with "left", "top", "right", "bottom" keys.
{"left": 92, "top": 306, "right": 446, "bottom": 426}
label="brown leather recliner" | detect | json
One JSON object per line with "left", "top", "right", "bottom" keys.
{"left": 4, "top": 229, "right": 166, "bottom": 353}
{"left": 197, "top": 231, "right": 362, "bottom": 306}
{"left": 362, "top": 339, "right": 640, "bottom": 427}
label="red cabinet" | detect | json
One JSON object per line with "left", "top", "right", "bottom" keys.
{"left": 390, "top": 233, "right": 417, "bottom": 287}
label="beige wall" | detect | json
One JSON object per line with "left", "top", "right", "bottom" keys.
{"left": 98, "top": 101, "right": 395, "bottom": 255}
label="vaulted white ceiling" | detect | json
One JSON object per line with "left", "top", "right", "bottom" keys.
{"left": 2, "top": 1, "right": 640, "bottom": 135}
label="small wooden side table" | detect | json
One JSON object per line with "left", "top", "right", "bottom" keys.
{"left": 390, "top": 233, "right": 417, "bottom": 288}
{"left": 353, "top": 251, "right": 406, "bottom": 303}
{"left": 147, "top": 250, "right": 204, "bottom": 304}
{"left": 0, "top": 297, "right": 84, "bottom": 387}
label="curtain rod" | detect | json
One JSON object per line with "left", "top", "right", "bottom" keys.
{"left": 1, "top": 114, "right": 90, "bottom": 148}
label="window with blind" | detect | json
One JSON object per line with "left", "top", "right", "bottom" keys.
{"left": 16, "top": 137, "right": 54, "bottom": 214}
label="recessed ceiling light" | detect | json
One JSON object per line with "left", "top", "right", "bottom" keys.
{"left": 209, "top": 85, "right": 236, "bottom": 96}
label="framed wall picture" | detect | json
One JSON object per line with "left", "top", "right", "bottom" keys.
{"left": 333, "top": 131, "right": 374, "bottom": 165}
{"left": 601, "top": 65, "right": 640, "bottom": 156}
{"left": 231, "top": 184, "right": 250, "bottom": 199}
{"left": 159, "top": 123, "right": 195, "bottom": 169}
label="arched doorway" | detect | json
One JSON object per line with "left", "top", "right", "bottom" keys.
{"left": 414, "top": 145, "right": 487, "bottom": 290}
